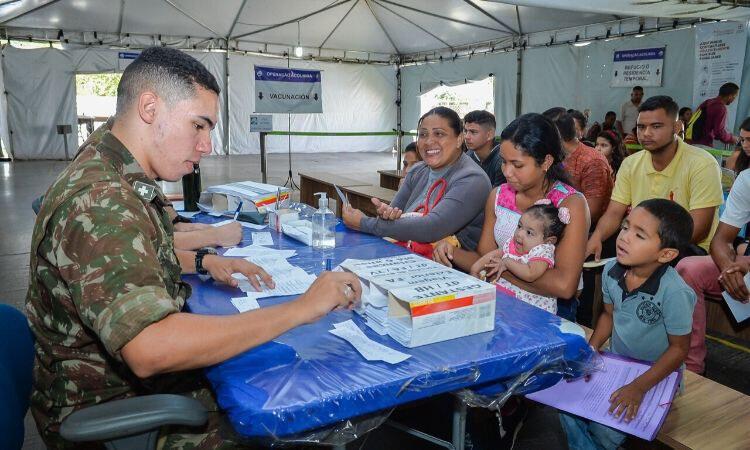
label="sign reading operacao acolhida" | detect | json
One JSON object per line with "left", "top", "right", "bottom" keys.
{"left": 254, "top": 65, "right": 323, "bottom": 114}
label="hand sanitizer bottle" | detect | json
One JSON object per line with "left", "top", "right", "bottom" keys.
{"left": 312, "top": 192, "right": 336, "bottom": 249}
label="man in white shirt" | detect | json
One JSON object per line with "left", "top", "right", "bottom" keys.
{"left": 617, "top": 86, "right": 644, "bottom": 137}
{"left": 676, "top": 169, "right": 750, "bottom": 374}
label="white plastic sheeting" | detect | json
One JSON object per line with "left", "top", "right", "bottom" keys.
{"left": 3, "top": 46, "right": 77, "bottom": 160}
{"left": 229, "top": 55, "right": 396, "bottom": 155}
{"left": 401, "top": 26, "right": 750, "bottom": 133}
{"left": 2, "top": 46, "right": 226, "bottom": 160}
{"left": 2, "top": 46, "right": 395, "bottom": 159}
{"left": 401, "top": 51, "right": 518, "bottom": 134}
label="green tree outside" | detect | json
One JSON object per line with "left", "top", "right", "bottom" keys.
{"left": 76, "top": 73, "right": 121, "bottom": 97}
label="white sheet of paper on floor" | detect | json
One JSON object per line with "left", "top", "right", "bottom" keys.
{"left": 329, "top": 320, "right": 410, "bottom": 364}
{"left": 231, "top": 296, "right": 260, "bottom": 313}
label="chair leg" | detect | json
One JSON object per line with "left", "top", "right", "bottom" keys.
{"left": 104, "top": 430, "right": 159, "bottom": 450}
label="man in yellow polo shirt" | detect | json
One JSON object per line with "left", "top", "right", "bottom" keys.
{"left": 586, "top": 95, "right": 723, "bottom": 261}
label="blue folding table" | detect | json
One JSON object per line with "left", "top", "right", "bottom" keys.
{"left": 185, "top": 218, "right": 594, "bottom": 446}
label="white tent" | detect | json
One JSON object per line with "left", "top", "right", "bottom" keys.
{"left": 1, "top": 1, "right": 749, "bottom": 159}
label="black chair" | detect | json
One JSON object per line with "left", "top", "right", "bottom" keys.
{"left": 0, "top": 304, "right": 208, "bottom": 450}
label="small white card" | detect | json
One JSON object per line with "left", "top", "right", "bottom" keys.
{"left": 231, "top": 296, "right": 260, "bottom": 313}
{"left": 722, "top": 272, "right": 750, "bottom": 323}
{"left": 329, "top": 320, "right": 410, "bottom": 364}
{"left": 252, "top": 232, "right": 274, "bottom": 246}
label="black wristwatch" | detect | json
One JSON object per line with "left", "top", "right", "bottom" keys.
{"left": 195, "top": 247, "right": 218, "bottom": 275}
{"left": 172, "top": 215, "right": 192, "bottom": 225}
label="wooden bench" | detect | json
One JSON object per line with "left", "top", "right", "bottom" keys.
{"left": 298, "top": 171, "right": 371, "bottom": 213}
{"left": 340, "top": 185, "right": 396, "bottom": 217}
{"left": 378, "top": 169, "right": 405, "bottom": 190}
{"left": 704, "top": 294, "right": 750, "bottom": 341}
{"left": 577, "top": 326, "right": 750, "bottom": 449}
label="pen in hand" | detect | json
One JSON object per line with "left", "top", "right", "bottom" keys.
{"left": 233, "top": 201, "right": 243, "bottom": 221}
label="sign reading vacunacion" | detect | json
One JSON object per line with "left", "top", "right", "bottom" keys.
{"left": 610, "top": 47, "right": 665, "bottom": 87}
{"left": 254, "top": 65, "right": 323, "bottom": 114}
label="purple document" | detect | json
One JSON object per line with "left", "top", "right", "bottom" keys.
{"left": 526, "top": 352, "right": 681, "bottom": 441}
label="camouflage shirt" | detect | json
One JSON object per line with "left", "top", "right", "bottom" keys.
{"left": 25, "top": 131, "right": 191, "bottom": 445}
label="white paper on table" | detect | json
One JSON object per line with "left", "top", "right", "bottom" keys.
{"left": 171, "top": 200, "right": 185, "bottom": 211}
{"left": 329, "top": 320, "right": 410, "bottom": 364}
{"left": 223, "top": 246, "right": 296, "bottom": 259}
{"left": 251, "top": 232, "right": 274, "bottom": 246}
{"left": 244, "top": 254, "right": 297, "bottom": 274}
{"left": 231, "top": 296, "right": 260, "bottom": 312}
{"left": 208, "top": 211, "right": 224, "bottom": 217}
{"left": 239, "top": 222, "right": 268, "bottom": 230}
{"left": 178, "top": 211, "right": 199, "bottom": 218}
{"left": 722, "top": 283, "right": 750, "bottom": 323}
{"left": 232, "top": 272, "right": 315, "bottom": 298}
{"left": 211, "top": 219, "right": 235, "bottom": 227}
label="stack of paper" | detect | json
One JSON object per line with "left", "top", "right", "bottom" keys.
{"left": 526, "top": 352, "right": 681, "bottom": 441}
{"left": 340, "top": 254, "right": 496, "bottom": 347}
{"left": 197, "top": 181, "right": 290, "bottom": 215}
{"left": 329, "top": 320, "right": 411, "bottom": 365}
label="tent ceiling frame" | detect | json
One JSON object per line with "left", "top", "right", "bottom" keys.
{"left": 319, "top": 0, "right": 360, "bottom": 50}
{"left": 462, "top": 0, "right": 518, "bottom": 35}
{"left": 227, "top": 0, "right": 249, "bottom": 38}
{"left": 371, "top": 0, "right": 453, "bottom": 50}
{"left": 515, "top": 5, "right": 522, "bottom": 35}
{"left": 161, "top": 0, "right": 221, "bottom": 37}
{"left": 364, "top": 0, "right": 399, "bottom": 54}
{"left": 0, "top": 0, "right": 64, "bottom": 26}
{"left": 376, "top": 0, "right": 512, "bottom": 34}
{"left": 0, "top": 26, "right": 397, "bottom": 64}
{"left": 231, "top": 0, "right": 353, "bottom": 40}
{"left": 116, "top": 0, "right": 125, "bottom": 35}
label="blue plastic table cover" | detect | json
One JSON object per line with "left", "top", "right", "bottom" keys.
{"left": 185, "top": 216, "right": 595, "bottom": 439}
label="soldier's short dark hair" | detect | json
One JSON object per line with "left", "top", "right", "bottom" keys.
{"left": 463, "top": 110, "right": 496, "bottom": 130}
{"left": 116, "top": 47, "right": 220, "bottom": 116}
{"left": 638, "top": 95, "right": 679, "bottom": 119}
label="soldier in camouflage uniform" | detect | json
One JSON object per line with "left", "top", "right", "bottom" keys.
{"left": 26, "top": 47, "right": 361, "bottom": 449}
{"left": 77, "top": 117, "right": 243, "bottom": 250}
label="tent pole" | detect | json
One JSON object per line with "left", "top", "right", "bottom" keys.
{"left": 515, "top": 44, "right": 523, "bottom": 118}
{"left": 396, "top": 64, "right": 402, "bottom": 171}
{"left": 224, "top": 41, "right": 231, "bottom": 156}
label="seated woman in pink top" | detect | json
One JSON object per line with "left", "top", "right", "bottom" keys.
{"left": 433, "top": 113, "right": 590, "bottom": 321}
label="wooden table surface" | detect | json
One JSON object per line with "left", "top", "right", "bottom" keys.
{"left": 340, "top": 185, "right": 396, "bottom": 216}
{"left": 378, "top": 169, "right": 405, "bottom": 190}
{"left": 298, "top": 171, "right": 371, "bottom": 210}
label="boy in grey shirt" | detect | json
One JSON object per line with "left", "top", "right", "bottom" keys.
{"left": 561, "top": 199, "right": 696, "bottom": 449}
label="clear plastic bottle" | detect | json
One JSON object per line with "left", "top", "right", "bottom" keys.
{"left": 312, "top": 192, "right": 336, "bottom": 249}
